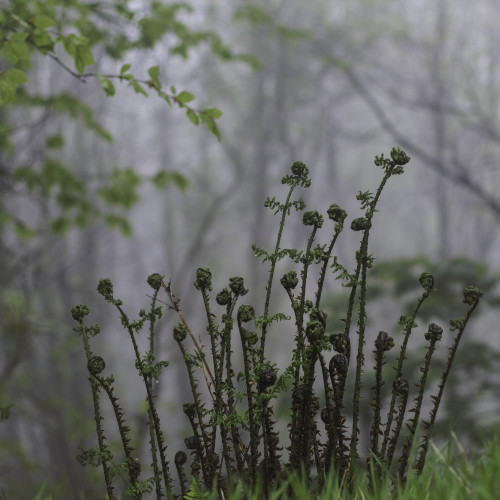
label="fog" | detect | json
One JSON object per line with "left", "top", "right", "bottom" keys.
{"left": 2, "top": 0, "right": 500, "bottom": 496}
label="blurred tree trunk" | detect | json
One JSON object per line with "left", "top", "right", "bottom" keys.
{"left": 430, "top": 0, "right": 450, "bottom": 259}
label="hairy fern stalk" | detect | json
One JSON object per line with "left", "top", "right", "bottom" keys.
{"left": 72, "top": 148, "right": 483, "bottom": 499}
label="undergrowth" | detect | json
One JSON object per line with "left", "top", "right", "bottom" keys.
{"left": 71, "top": 148, "right": 483, "bottom": 499}
{"left": 26, "top": 430, "right": 500, "bottom": 499}
{"left": 181, "top": 430, "right": 500, "bottom": 500}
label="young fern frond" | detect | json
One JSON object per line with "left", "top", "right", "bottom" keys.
{"left": 398, "top": 323, "right": 443, "bottom": 475}
{"left": 257, "top": 161, "right": 310, "bottom": 365}
{"left": 237, "top": 304, "right": 259, "bottom": 481}
{"left": 370, "top": 331, "right": 394, "bottom": 459}
{"left": 72, "top": 312, "right": 117, "bottom": 499}
{"left": 349, "top": 152, "right": 410, "bottom": 476}
{"left": 93, "top": 371, "right": 140, "bottom": 483}
{"left": 415, "top": 286, "right": 483, "bottom": 474}
{"left": 73, "top": 148, "right": 484, "bottom": 498}
{"left": 175, "top": 326, "right": 214, "bottom": 486}
{"left": 380, "top": 273, "right": 435, "bottom": 463}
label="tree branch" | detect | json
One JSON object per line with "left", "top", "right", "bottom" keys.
{"left": 314, "top": 43, "right": 500, "bottom": 220}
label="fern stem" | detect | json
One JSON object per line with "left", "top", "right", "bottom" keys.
{"left": 116, "top": 304, "right": 174, "bottom": 499}
{"left": 415, "top": 291, "right": 482, "bottom": 473}
{"left": 398, "top": 325, "right": 442, "bottom": 475}
{"left": 380, "top": 289, "right": 431, "bottom": 462}
{"left": 259, "top": 181, "right": 300, "bottom": 363}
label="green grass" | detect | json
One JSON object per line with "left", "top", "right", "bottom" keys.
{"left": 181, "top": 432, "right": 500, "bottom": 500}
{"left": 27, "top": 431, "right": 499, "bottom": 499}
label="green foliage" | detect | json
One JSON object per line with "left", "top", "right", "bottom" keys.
{"left": 234, "top": 5, "right": 311, "bottom": 41}
{"left": 167, "top": 431, "right": 500, "bottom": 499}
{"left": 325, "top": 256, "right": 499, "bottom": 333}
{"left": 0, "top": 0, "right": 232, "bottom": 135}
{"left": 73, "top": 149, "right": 484, "bottom": 498}
{"left": 0, "top": 403, "right": 13, "bottom": 422}
{"left": 184, "top": 477, "right": 211, "bottom": 500}
{"left": 0, "top": 0, "right": 254, "bottom": 239}
{"left": 151, "top": 170, "right": 189, "bottom": 191}
{"left": 16, "top": 90, "right": 114, "bottom": 141}
{"left": 371, "top": 256, "right": 499, "bottom": 317}
{"left": 97, "top": 168, "right": 141, "bottom": 210}
{"left": 33, "top": 480, "right": 53, "bottom": 500}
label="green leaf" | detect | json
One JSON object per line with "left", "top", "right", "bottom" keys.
{"left": 98, "top": 75, "right": 116, "bottom": 97}
{"left": 12, "top": 165, "right": 39, "bottom": 190}
{"left": 129, "top": 79, "right": 148, "bottom": 97}
{"left": 234, "top": 5, "right": 270, "bottom": 24}
{"left": 75, "top": 45, "right": 95, "bottom": 73}
{"left": 57, "top": 190, "right": 84, "bottom": 210}
{"left": 186, "top": 108, "right": 199, "bottom": 126}
{"left": 4, "top": 68, "right": 29, "bottom": 85}
{"left": 184, "top": 477, "right": 211, "bottom": 500}
{"left": 177, "top": 90, "right": 195, "bottom": 104}
{"left": 0, "top": 208, "right": 12, "bottom": 226}
{"left": 97, "top": 168, "right": 142, "bottom": 209}
{"left": 147, "top": 65, "right": 161, "bottom": 88}
{"left": 71, "top": 35, "right": 91, "bottom": 47}
{"left": 33, "top": 15, "right": 54, "bottom": 29}
{"left": 236, "top": 53, "right": 261, "bottom": 70}
{"left": 0, "top": 123, "right": 12, "bottom": 153}
{"left": 120, "top": 63, "right": 131, "bottom": 75}
{"left": 32, "top": 29, "right": 54, "bottom": 54}
{"left": 210, "top": 37, "right": 233, "bottom": 61}
{"left": 14, "top": 222, "right": 36, "bottom": 240}
{"left": 151, "top": 170, "right": 189, "bottom": 190}
{"left": 103, "top": 214, "right": 132, "bottom": 236}
{"left": 62, "top": 35, "right": 77, "bottom": 57}
{"left": 51, "top": 217, "right": 71, "bottom": 235}
{"left": 0, "top": 69, "right": 28, "bottom": 104}
{"left": 162, "top": 94, "right": 172, "bottom": 106}
{"left": 3, "top": 34, "right": 30, "bottom": 64}
{"left": 63, "top": 35, "right": 95, "bottom": 73}
{"left": 148, "top": 66, "right": 159, "bottom": 78}
{"left": 9, "top": 31, "right": 28, "bottom": 42}
{"left": 0, "top": 80, "right": 16, "bottom": 105}
{"left": 202, "top": 107, "right": 223, "bottom": 119}
{"left": 46, "top": 135, "right": 65, "bottom": 149}
{"left": 74, "top": 210, "right": 90, "bottom": 228}
{"left": 199, "top": 113, "right": 221, "bottom": 142}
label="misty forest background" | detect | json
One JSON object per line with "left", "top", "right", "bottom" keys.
{"left": 2, "top": 0, "right": 500, "bottom": 497}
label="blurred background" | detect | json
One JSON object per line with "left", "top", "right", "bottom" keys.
{"left": 1, "top": 0, "right": 500, "bottom": 497}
